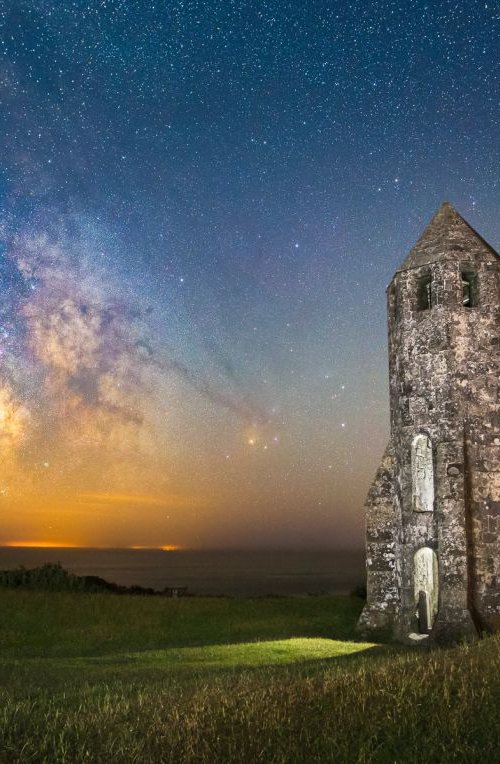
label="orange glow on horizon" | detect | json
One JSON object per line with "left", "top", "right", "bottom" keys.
{"left": 0, "top": 541, "right": 182, "bottom": 551}
{"left": 0, "top": 541, "right": 85, "bottom": 549}
{"left": 128, "top": 545, "right": 181, "bottom": 551}
{"left": 0, "top": 489, "right": 203, "bottom": 551}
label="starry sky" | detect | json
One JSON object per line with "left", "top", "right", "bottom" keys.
{"left": 0, "top": 0, "right": 499, "bottom": 549}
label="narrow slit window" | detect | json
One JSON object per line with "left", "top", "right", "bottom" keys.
{"left": 417, "top": 274, "right": 432, "bottom": 311}
{"left": 461, "top": 271, "right": 477, "bottom": 308}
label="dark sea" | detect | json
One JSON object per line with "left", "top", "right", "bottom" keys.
{"left": 0, "top": 548, "right": 365, "bottom": 596}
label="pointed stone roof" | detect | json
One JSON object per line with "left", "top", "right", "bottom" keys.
{"left": 397, "top": 202, "right": 499, "bottom": 272}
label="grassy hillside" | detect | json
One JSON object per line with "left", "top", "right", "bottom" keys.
{"left": 1, "top": 590, "right": 500, "bottom": 762}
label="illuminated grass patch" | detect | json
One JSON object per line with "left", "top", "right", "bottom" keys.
{"left": 83, "top": 637, "right": 377, "bottom": 671}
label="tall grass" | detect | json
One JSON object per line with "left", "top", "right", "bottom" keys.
{"left": 1, "top": 590, "right": 499, "bottom": 762}
{"left": 2, "top": 639, "right": 500, "bottom": 763}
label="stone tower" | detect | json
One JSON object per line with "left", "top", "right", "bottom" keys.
{"left": 358, "top": 202, "right": 500, "bottom": 643}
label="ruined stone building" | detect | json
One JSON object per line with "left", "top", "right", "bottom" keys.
{"left": 358, "top": 202, "right": 500, "bottom": 643}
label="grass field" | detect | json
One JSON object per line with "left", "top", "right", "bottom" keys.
{"left": 1, "top": 590, "right": 500, "bottom": 762}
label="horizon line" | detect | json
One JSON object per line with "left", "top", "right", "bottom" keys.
{"left": 0, "top": 543, "right": 363, "bottom": 552}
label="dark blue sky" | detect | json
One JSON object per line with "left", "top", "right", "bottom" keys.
{"left": 0, "top": 0, "right": 499, "bottom": 548}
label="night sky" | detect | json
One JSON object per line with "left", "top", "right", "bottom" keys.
{"left": 0, "top": 0, "right": 499, "bottom": 549}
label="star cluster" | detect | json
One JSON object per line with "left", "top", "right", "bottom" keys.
{"left": 0, "top": 0, "right": 499, "bottom": 548}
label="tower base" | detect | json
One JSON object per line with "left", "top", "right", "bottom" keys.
{"left": 430, "top": 608, "right": 478, "bottom": 645}
{"left": 356, "top": 604, "right": 397, "bottom": 641}
{"left": 357, "top": 604, "right": 479, "bottom": 645}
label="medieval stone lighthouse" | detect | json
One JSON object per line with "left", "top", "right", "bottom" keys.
{"left": 358, "top": 202, "right": 500, "bottom": 643}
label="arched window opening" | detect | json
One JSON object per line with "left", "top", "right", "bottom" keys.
{"left": 417, "top": 274, "right": 433, "bottom": 311}
{"left": 461, "top": 271, "right": 477, "bottom": 308}
{"left": 411, "top": 434, "right": 434, "bottom": 512}
{"left": 414, "top": 547, "right": 438, "bottom": 633}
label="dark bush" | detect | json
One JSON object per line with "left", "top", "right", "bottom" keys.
{"left": 0, "top": 564, "right": 187, "bottom": 596}
{"left": 0, "top": 563, "right": 86, "bottom": 592}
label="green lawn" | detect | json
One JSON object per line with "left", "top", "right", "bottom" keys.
{"left": 0, "top": 589, "right": 363, "bottom": 657}
{"left": 1, "top": 590, "right": 500, "bottom": 762}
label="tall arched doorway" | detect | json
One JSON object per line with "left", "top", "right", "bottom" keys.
{"left": 414, "top": 547, "right": 438, "bottom": 633}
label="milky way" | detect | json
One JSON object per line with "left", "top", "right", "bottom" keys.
{"left": 0, "top": 1, "right": 499, "bottom": 548}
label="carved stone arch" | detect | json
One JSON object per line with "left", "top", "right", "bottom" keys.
{"left": 411, "top": 433, "right": 434, "bottom": 512}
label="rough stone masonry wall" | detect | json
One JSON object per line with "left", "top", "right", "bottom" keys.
{"left": 361, "top": 207, "right": 500, "bottom": 641}
{"left": 388, "top": 261, "right": 473, "bottom": 638}
{"left": 456, "top": 258, "right": 500, "bottom": 629}
{"left": 388, "top": 235, "right": 500, "bottom": 637}
{"left": 358, "top": 444, "right": 401, "bottom": 635}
